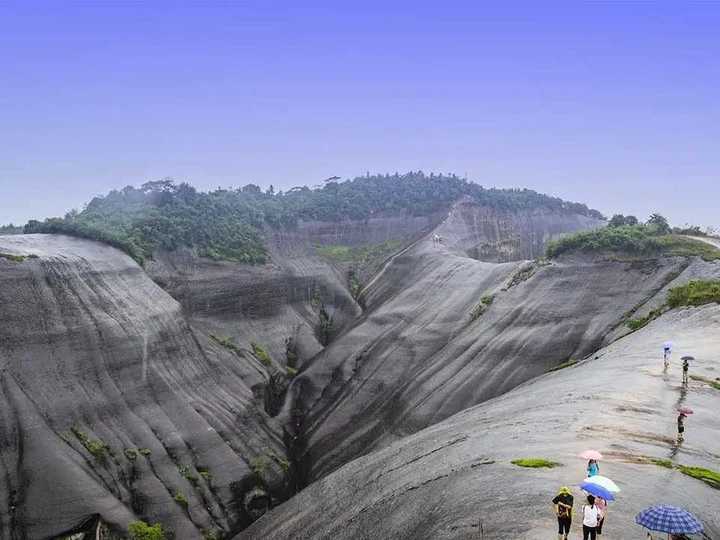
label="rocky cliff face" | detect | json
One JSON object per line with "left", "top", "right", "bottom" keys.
{"left": 238, "top": 304, "right": 720, "bottom": 539}
{"left": 9, "top": 202, "right": 717, "bottom": 540}
{"left": 0, "top": 235, "right": 287, "bottom": 539}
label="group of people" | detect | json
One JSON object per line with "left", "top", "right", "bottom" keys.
{"left": 551, "top": 343, "right": 700, "bottom": 539}
{"left": 666, "top": 343, "right": 692, "bottom": 442}
{"left": 551, "top": 460, "right": 606, "bottom": 540}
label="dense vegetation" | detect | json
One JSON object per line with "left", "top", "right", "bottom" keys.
{"left": 626, "top": 279, "right": 720, "bottom": 330}
{"left": 547, "top": 215, "right": 720, "bottom": 261}
{"left": 22, "top": 173, "right": 603, "bottom": 265}
{"left": 667, "top": 280, "right": 720, "bottom": 308}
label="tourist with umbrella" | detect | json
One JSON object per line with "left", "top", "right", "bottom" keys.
{"left": 636, "top": 504, "right": 703, "bottom": 539}
{"left": 681, "top": 355, "right": 693, "bottom": 384}
{"left": 663, "top": 341, "right": 673, "bottom": 370}
{"left": 584, "top": 475, "right": 620, "bottom": 536}
{"left": 580, "top": 450, "right": 602, "bottom": 477}
{"left": 677, "top": 407, "right": 693, "bottom": 442}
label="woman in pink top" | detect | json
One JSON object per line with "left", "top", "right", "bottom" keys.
{"left": 595, "top": 497, "right": 607, "bottom": 535}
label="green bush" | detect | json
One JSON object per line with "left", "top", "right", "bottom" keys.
{"left": 128, "top": 521, "right": 167, "bottom": 540}
{"left": 251, "top": 342, "right": 272, "bottom": 366}
{"left": 138, "top": 448, "right": 152, "bottom": 456}
{"left": 547, "top": 222, "right": 720, "bottom": 261}
{"left": 0, "top": 252, "right": 27, "bottom": 262}
{"left": 173, "top": 491, "right": 188, "bottom": 508}
{"left": 511, "top": 458, "right": 560, "bottom": 468}
{"left": 667, "top": 280, "right": 720, "bottom": 308}
{"left": 124, "top": 448, "right": 139, "bottom": 461}
{"left": 71, "top": 427, "right": 110, "bottom": 461}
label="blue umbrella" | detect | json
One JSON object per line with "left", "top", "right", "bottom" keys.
{"left": 635, "top": 505, "right": 703, "bottom": 535}
{"left": 580, "top": 481, "right": 615, "bottom": 501}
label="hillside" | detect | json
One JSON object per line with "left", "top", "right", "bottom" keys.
{"left": 21, "top": 173, "right": 603, "bottom": 265}
{"left": 239, "top": 304, "right": 720, "bottom": 539}
{"left": 2, "top": 178, "right": 718, "bottom": 539}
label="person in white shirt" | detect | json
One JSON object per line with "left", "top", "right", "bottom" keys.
{"left": 581, "top": 494, "right": 600, "bottom": 540}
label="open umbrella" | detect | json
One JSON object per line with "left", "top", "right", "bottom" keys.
{"left": 580, "top": 481, "right": 615, "bottom": 501}
{"left": 585, "top": 475, "right": 620, "bottom": 493}
{"left": 579, "top": 450, "right": 603, "bottom": 460}
{"left": 678, "top": 407, "right": 694, "bottom": 415}
{"left": 635, "top": 505, "right": 703, "bottom": 535}
{"left": 681, "top": 355, "right": 695, "bottom": 362}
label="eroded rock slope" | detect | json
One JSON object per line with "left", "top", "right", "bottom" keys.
{"left": 240, "top": 304, "right": 720, "bottom": 539}
{"left": 0, "top": 235, "right": 286, "bottom": 539}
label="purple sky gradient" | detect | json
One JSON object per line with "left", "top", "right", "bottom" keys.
{"left": 1, "top": 1, "right": 718, "bottom": 228}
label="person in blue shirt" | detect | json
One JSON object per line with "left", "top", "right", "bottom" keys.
{"left": 587, "top": 459, "right": 599, "bottom": 477}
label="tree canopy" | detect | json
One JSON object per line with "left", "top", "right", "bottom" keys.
{"left": 23, "top": 172, "right": 604, "bottom": 265}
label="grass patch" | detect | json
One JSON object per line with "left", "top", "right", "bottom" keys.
{"left": 210, "top": 334, "right": 241, "bottom": 354}
{"left": 178, "top": 465, "right": 199, "bottom": 486}
{"left": 649, "top": 458, "right": 674, "bottom": 469}
{"left": 128, "top": 521, "right": 167, "bottom": 540}
{"left": 173, "top": 491, "right": 188, "bottom": 508}
{"left": 657, "top": 236, "right": 720, "bottom": 261}
{"left": 644, "top": 458, "right": 720, "bottom": 489}
{"left": 138, "top": 448, "right": 152, "bottom": 457}
{"left": 667, "top": 280, "right": 720, "bottom": 308}
{"left": 124, "top": 448, "right": 139, "bottom": 461}
{"left": 286, "top": 366, "right": 298, "bottom": 377}
{"left": 626, "top": 307, "right": 665, "bottom": 330}
{"left": 547, "top": 224, "right": 720, "bottom": 261}
{"left": 251, "top": 342, "right": 272, "bottom": 366}
{"left": 250, "top": 455, "right": 270, "bottom": 477}
{"left": 315, "top": 240, "right": 403, "bottom": 265}
{"left": 470, "top": 293, "right": 495, "bottom": 321}
{"left": 677, "top": 465, "right": 720, "bottom": 489}
{"left": 71, "top": 426, "right": 110, "bottom": 461}
{"left": 546, "top": 359, "right": 578, "bottom": 372}
{"left": 511, "top": 458, "right": 560, "bottom": 469}
{"left": 0, "top": 252, "right": 28, "bottom": 262}
{"left": 689, "top": 374, "right": 720, "bottom": 391}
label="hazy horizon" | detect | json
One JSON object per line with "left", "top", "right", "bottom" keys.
{"left": 1, "top": 1, "right": 718, "bottom": 228}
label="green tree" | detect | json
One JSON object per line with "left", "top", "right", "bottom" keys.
{"left": 647, "top": 213, "right": 671, "bottom": 234}
{"left": 128, "top": 521, "right": 166, "bottom": 540}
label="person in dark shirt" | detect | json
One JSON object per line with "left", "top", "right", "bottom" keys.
{"left": 682, "top": 357, "right": 689, "bottom": 384}
{"left": 552, "top": 486, "right": 574, "bottom": 540}
{"left": 677, "top": 413, "right": 686, "bottom": 442}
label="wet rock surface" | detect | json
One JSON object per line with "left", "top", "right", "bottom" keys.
{"left": 238, "top": 306, "right": 720, "bottom": 539}
{"left": 3, "top": 206, "right": 716, "bottom": 540}
{"left": 0, "top": 234, "right": 286, "bottom": 539}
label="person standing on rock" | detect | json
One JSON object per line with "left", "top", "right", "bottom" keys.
{"left": 586, "top": 459, "right": 599, "bottom": 477}
{"left": 581, "top": 494, "right": 600, "bottom": 540}
{"left": 677, "top": 412, "right": 686, "bottom": 442}
{"left": 663, "top": 342, "right": 672, "bottom": 370}
{"left": 682, "top": 357, "right": 690, "bottom": 384}
{"left": 552, "top": 486, "right": 574, "bottom": 540}
{"left": 595, "top": 496, "right": 607, "bottom": 535}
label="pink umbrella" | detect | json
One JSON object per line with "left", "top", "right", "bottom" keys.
{"left": 678, "top": 407, "right": 694, "bottom": 415}
{"left": 580, "top": 450, "right": 603, "bottom": 460}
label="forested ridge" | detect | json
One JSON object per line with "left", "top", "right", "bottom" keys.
{"left": 21, "top": 172, "right": 604, "bottom": 265}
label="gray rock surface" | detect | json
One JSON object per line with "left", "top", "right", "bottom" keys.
{"left": 0, "top": 235, "right": 286, "bottom": 539}
{"left": 287, "top": 217, "right": 700, "bottom": 481}
{"left": 238, "top": 305, "right": 720, "bottom": 539}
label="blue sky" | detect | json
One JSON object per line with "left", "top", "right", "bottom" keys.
{"left": 1, "top": 1, "right": 718, "bottom": 228}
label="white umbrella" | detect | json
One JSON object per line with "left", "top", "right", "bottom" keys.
{"left": 585, "top": 475, "right": 620, "bottom": 493}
